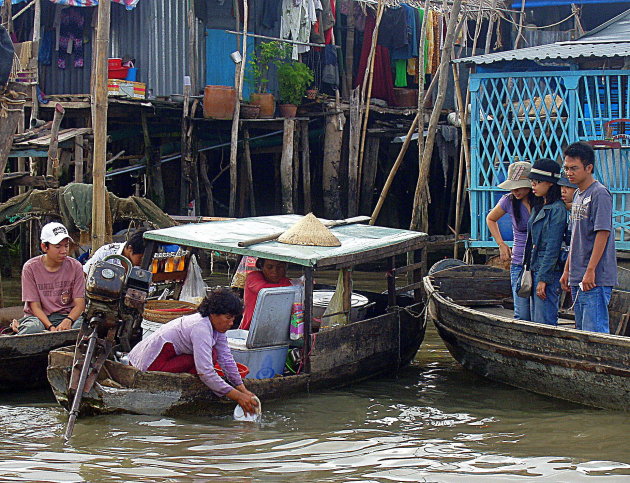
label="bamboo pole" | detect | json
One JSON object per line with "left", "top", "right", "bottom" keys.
{"left": 357, "top": 1, "right": 385, "bottom": 194}
{"left": 515, "top": 0, "right": 526, "bottom": 49}
{"left": 91, "top": 0, "right": 111, "bottom": 252}
{"left": 228, "top": 0, "right": 248, "bottom": 217}
{"left": 410, "top": 0, "right": 463, "bottom": 233}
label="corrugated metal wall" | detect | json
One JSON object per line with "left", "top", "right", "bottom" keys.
{"left": 38, "top": 0, "right": 202, "bottom": 97}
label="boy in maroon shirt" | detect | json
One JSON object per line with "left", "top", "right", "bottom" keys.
{"left": 14, "top": 222, "right": 85, "bottom": 335}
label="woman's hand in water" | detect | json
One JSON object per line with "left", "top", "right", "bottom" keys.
{"left": 498, "top": 242, "right": 512, "bottom": 262}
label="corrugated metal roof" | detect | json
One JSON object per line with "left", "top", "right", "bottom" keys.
{"left": 455, "top": 8, "right": 630, "bottom": 65}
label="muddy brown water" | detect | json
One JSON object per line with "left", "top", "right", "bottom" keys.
{"left": 1, "top": 268, "right": 629, "bottom": 481}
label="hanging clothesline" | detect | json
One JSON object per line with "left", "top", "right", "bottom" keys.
{"left": 0, "top": 0, "right": 140, "bottom": 9}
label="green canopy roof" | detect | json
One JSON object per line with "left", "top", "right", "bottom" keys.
{"left": 144, "top": 215, "right": 427, "bottom": 268}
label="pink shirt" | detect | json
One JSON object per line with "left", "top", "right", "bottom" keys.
{"left": 239, "top": 270, "right": 291, "bottom": 330}
{"left": 128, "top": 312, "right": 242, "bottom": 397}
{"left": 21, "top": 256, "right": 85, "bottom": 316}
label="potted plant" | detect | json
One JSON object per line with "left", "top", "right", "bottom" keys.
{"left": 248, "top": 41, "right": 290, "bottom": 118}
{"left": 277, "top": 60, "right": 314, "bottom": 118}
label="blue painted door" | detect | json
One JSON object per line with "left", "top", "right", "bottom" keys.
{"left": 205, "top": 29, "right": 254, "bottom": 100}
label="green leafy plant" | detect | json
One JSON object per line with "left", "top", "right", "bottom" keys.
{"left": 248, "top": 41, "right": 291, "bottom": 94}
{"left": 277, "top": 61, "right": 314, "bottom": 106}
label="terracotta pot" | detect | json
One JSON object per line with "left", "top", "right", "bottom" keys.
{"left": 278, "top": 103, "right": 298, "bottom": 118}
{"left": 250, "top": 92, "right": 276, "bottom": 118}
{"left": 203, "top": 85, "right": 237, "bottom": 119}
{"left": 393, "top": 88, "right": 419, "bottom": 108}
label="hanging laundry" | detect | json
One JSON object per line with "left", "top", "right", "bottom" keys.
{"left": 322, "top": 44, "right": 339, "bottom": 88}
{"left": 394, "top": 59, "right": 407, "bottom": 88}
{"left": 57, "top": 7, "right": 85, "bottom": 69}
{"left": 354, "top": 13, "right": 395, "bottom": 106}
{"left": 262, "top": 0, "right": 282, "bottom": 29}
{"left": 281, "top": 0, "right": 318, "bottom": 59}
{"left": 390, "top": 5, "right": 418, "bottom": 60}
{"left": 39, "top": 30, "right": 54, "bottom": 66}
{"left": 48, "top": 0, "right": 141, "bottom": 9}
{"left": 378, "top": 6, "right": 407, "bottom": 51}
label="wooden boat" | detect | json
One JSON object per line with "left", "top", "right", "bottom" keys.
{"left": 0, "top": 305, "right": 78, "bottom": 391}
{"left": 48, "top": 215, "right": 428, "bottom": 416}
{"left": 423, "top": 264, "right": 630, "bottom": 410}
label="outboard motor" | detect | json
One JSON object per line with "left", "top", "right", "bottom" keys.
{"left": 64, "top": 255, "right": 151, "bottom": 441}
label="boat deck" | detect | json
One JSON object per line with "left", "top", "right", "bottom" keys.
{"left": 477, "top": 306, "right": 576, "bottom": 328}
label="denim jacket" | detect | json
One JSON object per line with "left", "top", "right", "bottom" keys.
{"left": 526, "top": 200, "right": 567, "bottom": 283}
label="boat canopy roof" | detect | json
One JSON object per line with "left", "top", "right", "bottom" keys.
{"left": 144, "top": 215, "right": 427, "bottom": 268}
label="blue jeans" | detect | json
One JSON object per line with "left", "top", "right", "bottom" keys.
{"left": 510, "top": 263, "right": 531, "bottom": 321}
{"left": 530, "top": 271, "right": 561, "bottom": 326}
{"left": 570, "top": 286, "right": 612, "bottom": 334}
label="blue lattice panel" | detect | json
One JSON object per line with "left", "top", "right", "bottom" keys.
{"left": 469, "top": 70, "right": 630, "bottom": 250}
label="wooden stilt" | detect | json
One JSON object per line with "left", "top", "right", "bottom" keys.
{"left": 343, "top": 4, "right": 355, "bottom": 99}
{"left": 0, "top": 101, "right": 23, "bottom": 190}
{"left": 46, "top": 103, "right": 65, "bottom": 177}
{"left": 280, "top": 118, "right": 295, "bottom": 213}
{"left": 322, "top": 111, "right": 345, "bottom": 219}
{"left": 198, "top": 151, "right": 215, "bottom": 216}
{"left": 410, "top": 1, "right": 463, "bottom": 233}
{"left": 359, "top": 136, "right": 379, "bottom": 215}
{"left": 292, "top": 125, "right": 300, "bottom": 211}
{"left": 17, "top": 109, "right": 26, "bottom": 194}
{"left": 228, "top": 0, "right": 248, "bottom": 217}
{"left": 301, "top": 120, "right": 311, "bottom": 213}
{"left": 243, "top": 128, "right": 256, "bottom": 216}
{"left": 342, "top": 268, "right": 352, "bottom": 325}
{"left": 347, "top": 87, "right": 360, "bottom": 217}
{"left": 29, "top": 0, "right": 41, "bottom": 126}
{"left": 141, "top": 111, "right": 164, "bottom": 209}
{"left": 91, "top": 0, "right": 111, "bottom": 252}
{"left": 74, "top": 134, "right": 84, "bottom": 183}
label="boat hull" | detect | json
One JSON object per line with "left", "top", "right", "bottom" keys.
{"left": 47, "top": 303, "right": 425, "bottom": 416}
{"left": 424, "top": 267, "right": 630, "bottom": 410}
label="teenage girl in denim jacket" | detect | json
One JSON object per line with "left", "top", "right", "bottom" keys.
{"left": 526, "top": 159, "right": 568, "bottom": 325}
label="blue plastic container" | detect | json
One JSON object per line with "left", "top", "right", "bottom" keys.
{"left": 126, "top": 67, "right": 137, "bottom": 82}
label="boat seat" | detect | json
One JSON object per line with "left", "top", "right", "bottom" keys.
{"left": 227, "top": 285, "right": 297, "bottom": 349}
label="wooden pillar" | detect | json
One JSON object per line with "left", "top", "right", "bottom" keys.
{"left": 73, "top": 134, "right": 84, "bottom": 183}
{"left": 17, "top": 110, "right": 26, "bottom": 194}
{"left": 228, "top": 0, "right": 248, "bottom": 217}
{"left": 347, "top": 87, "right": 360, "bottom": 217}
{"left": 46, "top": 103, "right": 65, "bottom": 177}
{"left": 359, "top": 136, "right": 379, "bottom": 214}
{"left": 198, "top": 151, "right": 215, "bottom": 216}
{"left": 343, "top": 3, "right": 355, "bottom": 99}
{"left": 0, "top": 100, "right": 23, "bottom": 189}
{"left": 141, "top": 111, "right": 164, "bottom": 209}
{"left": 303, "top": 267, "right": 314, "bottom": 374}
{"left": 243, "top": 127, "right": 256, "bottom": 216}
{"left": 91, "top": 0, "right": 111, "bottom": 252}
{"left": 280, "top": 118, "right": 295, "bottom": 213}
{"left": 322, "top": 111, "right": 345, "bottom": 219}
{"left": 292, "top": 125, "right": 300, "bottom": 211}
{"left": 301, "top": 120, "right": 311, "bottom": 213}
{"left": 30, "top": 0, "right": 41, "bottom": 125}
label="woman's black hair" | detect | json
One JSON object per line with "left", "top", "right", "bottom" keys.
{"left": 510, "top": 190, "right": 542, "bottom": 224}
{"left": 198, "top": 287, "right": 243, "bottom": 318}
{"left": 255, "top": 257, "right": 266, "bottom": 270}
{"left": 544, "top": 183, "right": 562, "bottom": 205}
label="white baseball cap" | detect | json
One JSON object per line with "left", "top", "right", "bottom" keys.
{"left": 40, "top": 222, "right": 73, "bottom": 244}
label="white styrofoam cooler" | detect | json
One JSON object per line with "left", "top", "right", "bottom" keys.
{"left": 226, "top": 329, "right": 287, "bottom": 379}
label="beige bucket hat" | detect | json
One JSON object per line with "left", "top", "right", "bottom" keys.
{"left": 278, "top": 213, "right": 341, "bottom": 247}
{"left": 497, "top": 161, "right": 532, "bottom": 190}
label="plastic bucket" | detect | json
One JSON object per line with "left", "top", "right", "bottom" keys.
{"left": 126, "top": 67, "right": 137, "bottom": 81}
{"left": 141, "top": 319, "right": 163, "bottom": 339}
{"left": 215, "top": 362, "right": 249, "bottom": 378}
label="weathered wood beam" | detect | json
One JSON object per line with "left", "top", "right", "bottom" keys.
{"left": 46, "top": 103, "right": 65, "bottom": 177}
{"left": 280, "top": 118, "right": 295, "bottom": 213}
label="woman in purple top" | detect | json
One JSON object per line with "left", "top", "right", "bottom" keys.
{"left": 129, "top": 288, "right": 259, "bottom": 415}
{"left": 486, "top": 161, "right": 541, "bottom": 320}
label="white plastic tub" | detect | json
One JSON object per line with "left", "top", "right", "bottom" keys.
{"left": 140, "top": 319, "right": 163, "bottom": 340}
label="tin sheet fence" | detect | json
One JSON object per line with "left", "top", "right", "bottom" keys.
{"left": 469, "top": 70, "right": 630, "bottom": 250}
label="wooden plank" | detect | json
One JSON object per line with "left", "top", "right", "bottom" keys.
{"left": 74, "top": 134, "right": 84, "bottom": 183}
{"left": 280, "top": 119, "right": 295, "bottom": 213}
{"left": 301, "top": 120, "right": 311, "bottom": 213}
{"left": 347, "top": 87, "right": 360, "bottom": 217}
{"left": 15, "top": 127, "right": 91, "bottom": 146}
{"left": 360, "top": 136, "right": 379, "bottom": 214}
{"left": 322, "top": 112, "right": 344, "bottom": 219}
{"left": 8, "top": 149, "right": 48, "bottom": 158}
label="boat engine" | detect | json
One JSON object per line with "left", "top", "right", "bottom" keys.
{"left": 64, "top": 255, "right": 152, "bottom": 441}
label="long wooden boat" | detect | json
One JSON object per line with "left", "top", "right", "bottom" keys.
{"left": 48, "top": 215, "right": 428, "bottom": 416}
{"left": 423, "top": 264, "right": 630, "bottom": 410}
{"left": 0, "top": 306, "right": 79, "bottom": 391}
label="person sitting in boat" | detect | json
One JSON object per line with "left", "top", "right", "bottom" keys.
{"left": 82, "top": 228, "right": 147, "bottom": 275}
{"left": 486, "top": 161, "right": 541, "bottom": 320}
{"left": 239, "top": 258, "right": 292, "bottom": 330}
{"left": 526, "top": 159, "right": 567, "bottom": 325}
{"left": 13, "top": 222, "right": 85, "bottom": 334}
{"left": 128, "top": 288, "right": 259, "bottom": 415}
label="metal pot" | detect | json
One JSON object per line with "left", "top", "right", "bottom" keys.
{"left": 312, "top": 290, "right": 370, "bottom": 324}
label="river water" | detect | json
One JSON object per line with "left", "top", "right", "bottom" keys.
{"left": 1, "top": 323, "right": 629, "bottom": 482}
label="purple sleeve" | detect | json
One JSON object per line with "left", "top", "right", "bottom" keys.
{"left": 214, "top": 332, "right": 243, "bottom": 387}
{"left": 72, "top": 260, "right": 86, "bottom": 299}
{"left": 21, "top": 261, "right": 40, "bottom": 303}
{"left": 592, "top": 188, "right": 613, "bottom": 233}
{"left": 497, "top": 194, "right": 512, "bottom": 215}
{"left": 190, "top": 324, "right": 234, "bottom": 397}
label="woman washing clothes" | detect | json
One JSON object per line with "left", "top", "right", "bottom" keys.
{"left": 128, "top": 288, "right": 258, "bottom": 415}
{"left": 486, "top": 161, "right": 541, "bottom": 320}
{"left": 239, "top": 258, "right": 292, "bottom": 330}
{"left": 526, "top": 159, "right": 568, "bottom": 325}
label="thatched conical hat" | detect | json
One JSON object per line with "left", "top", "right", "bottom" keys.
{"left": 278, "top": 213, "right": 341, "bottom": 247}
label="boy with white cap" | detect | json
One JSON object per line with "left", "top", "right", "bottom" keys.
{"left": 13, "top": 222, "right": 85, "bottom": 334}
